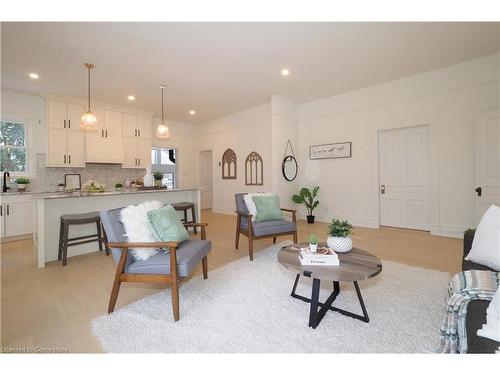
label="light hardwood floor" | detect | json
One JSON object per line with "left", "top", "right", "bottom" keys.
{"left": 1, "top": 209, "right": 462, "bottom": 352}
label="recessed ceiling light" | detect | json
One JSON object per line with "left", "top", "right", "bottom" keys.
{"left": 29, "top": 73, "right": 39, "bottom": 79}
{"left": 189, "top": 110, "right": 196, "bottom": 115}
{"left": 280, "top": 68, "right": 290, "bottom": 77}
{"left": 127, "top": 95, "right": 135, "bottom": 101}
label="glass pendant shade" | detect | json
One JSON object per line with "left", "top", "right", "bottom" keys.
{"left": 80, "top": 111, "right": 98, "bottom": 130}
{"left": 156, "top": 122, "right": 170, "bottom": 139}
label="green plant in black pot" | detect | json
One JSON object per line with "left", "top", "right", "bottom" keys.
{"left": 115, "top": 183, "right": 123, "bottom": 191}
{"left": 292, "top": 186, "right": 319, "bottom": 223}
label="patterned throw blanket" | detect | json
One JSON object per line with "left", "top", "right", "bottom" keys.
{"left": 439, "top": 270, "right": 500, "bottom": 353}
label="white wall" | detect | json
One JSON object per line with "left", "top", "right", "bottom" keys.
{"left": 197, "top": 103, "right": 272, "bottom": 214}
{"left": 298, "top": 53, "right": 500, "bottom": 237}
{"left": 271, "top": 95, "right": 299, "bottom": 208}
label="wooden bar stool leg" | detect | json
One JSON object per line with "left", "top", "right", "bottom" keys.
{"left": 62, "top": 222, "right": 69, "bottom": 266}
{"left": 58, "top": 219, "right": 64, "bottom": 261}
{"left": 191, "top": 205, "right": 197, "bottom": 234}
{"left": 96, "top": 219, "right": 104, "bottom": 252}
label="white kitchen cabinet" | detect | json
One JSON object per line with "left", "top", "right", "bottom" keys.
{"left": 86, "top": 109, "right": 124, "bottom": 163}
{"left": 1, "top": 194, "right": 33, "bottom": 241}
{"left": 122, "top": 137, "right": 152, "bottom": 168}
{"left": 122, "top": 114, "right": 152, "bottom": 139}
{"left": 47, "top": 99, "right": 86, "bottom": 167}
{"left": 137, "top": 116, "right": 152, "bottom": 139}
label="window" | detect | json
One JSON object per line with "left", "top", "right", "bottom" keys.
{"left": 151, "top": 147, "right": 177, "bottom": 188}
{"left": 0, "top": 119, "right": 29, "bottom": 174}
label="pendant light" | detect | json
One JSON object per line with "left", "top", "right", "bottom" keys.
{"left": 156, "top": 84, "right": 170, "bottom": 139}
{"left": 80, "top": 63, "right": 98, "bottom": 130}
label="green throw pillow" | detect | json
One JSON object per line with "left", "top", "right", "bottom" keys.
{"left": 147, "top": 204, "right": 190, "bottom": 243}
{"left": 252, "top": 195, "right": 283, "bottom": 223}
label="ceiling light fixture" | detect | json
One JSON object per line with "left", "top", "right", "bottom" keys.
{"left": 127, "top": 95, "right": 136, "bottom": 101}
{"left": 80, "top": 63, "right": 98, "bottom": 130}
{"left": 189, "top": 110, "right": 196, "bottom": 115}
{"left": 281, "top": 68, "right": 290, "bottom": 76}
{"left": 156, "top": 84, "right": 170, "bottom": 139}
{"left": 29, "top": 73, "right": 39, "bottom": 79}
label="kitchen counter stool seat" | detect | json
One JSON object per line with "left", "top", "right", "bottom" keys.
{"left": 58, "top": 211, "right": 107, "bottom": 266}
{"left": 172, "top": 202, "right": 197, "bottom": 234}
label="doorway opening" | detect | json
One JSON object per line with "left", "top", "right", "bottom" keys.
{"left": 151, "top": 147, "right": 176, "bottom": 189}
{"left": 200, "top": 150, "right": 213, "bottom": 209}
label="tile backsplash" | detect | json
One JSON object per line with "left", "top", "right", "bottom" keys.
{"left": 27, "top": 154, "right": 146, "bottom": 191}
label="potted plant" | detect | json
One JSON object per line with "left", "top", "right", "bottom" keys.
{"left": 327, "top": 218, "right": 353, "bottom": 253}
{"left": 15, "top": 177, "right": 30, "bottom": 192}
{"left": 153, "top": 172, "right": 163, "bottom": 188}
{"left": 57, "top": 183, "right": 65, "bottom": 192}
{"left": 308, "top": 234, "right": 318, "bottom": 253}
{"left": 292, "top": 186, "right": 319, "bottom": 223}
{"left": 115, "top": 183, "right": 123, "bottom": 192}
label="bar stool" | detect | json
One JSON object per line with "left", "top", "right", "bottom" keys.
{"left": 58, "top": 211, "right": 108, "bottom": 266}
{"left": 172, "top": 202, "right": 197, "bottom": 234}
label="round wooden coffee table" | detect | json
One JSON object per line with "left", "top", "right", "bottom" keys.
{"left": 278, "top": 243, "right": 382, "bottom": 329}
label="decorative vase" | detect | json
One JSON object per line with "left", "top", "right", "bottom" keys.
{"left": 306, "top": 215, "right": 315, "bottom": 224}
{"left": 143, "top": 173, "right": 154, "bottom": 187}
{"left": 327, "top": 236, "right": 353, "bottom": 253}
{"left": 309, "top": 243, "right": 318, "bottom": 253}
{"left": 154, "top": 179, "right": 162, "bottom": 188}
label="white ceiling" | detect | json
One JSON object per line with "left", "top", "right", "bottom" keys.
{"left": 1, "top": 22, "right": 499, "bottom": 123}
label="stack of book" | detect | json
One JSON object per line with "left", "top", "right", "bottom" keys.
{"left": 298, "top": 246, "right": 340, "bottom": 266}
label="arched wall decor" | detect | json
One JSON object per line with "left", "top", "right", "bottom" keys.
{"left": 221, "top": 148, "right": 237, "bottom": 179}
{"left": 245, "top": 151, "right": 263, "bottom": 186}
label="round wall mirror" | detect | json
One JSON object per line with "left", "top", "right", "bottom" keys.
{"left": 282, "top": 155, "right": 298, "bottom": 181}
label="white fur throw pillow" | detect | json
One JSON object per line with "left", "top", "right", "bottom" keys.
{"left": 466, "top": 204, "right": 500, "bottom": 271}
{"left": 243, "top": 192, "right": 276, "bottom": 221}
{"left": 120, "top": 200, "right": 164, "bottom": 262}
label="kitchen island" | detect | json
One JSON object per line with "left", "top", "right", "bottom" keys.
{"left": 34, "top": 188, "right": 201, "bottom": 268}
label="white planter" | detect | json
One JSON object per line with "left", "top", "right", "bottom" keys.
{"left": 17, "top": 183, "right": 27, "bottom": 191}
{"left": 309, "top": 243, "right": 318, "bottom": 253}
{"left": 327, "top": 236, "right": 352, "bottom": 253}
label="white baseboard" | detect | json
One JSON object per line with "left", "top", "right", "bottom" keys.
{"left": 430, "top": 225, "right": 467, "bottom": 239}
{"left": 211, "top": 206, "right": 237, "bottom": 216}
{"left": 301, "top": 211, "right": 380, "bottom": 229}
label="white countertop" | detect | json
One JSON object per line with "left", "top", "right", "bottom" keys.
{"left": 2, "top": 187, "right": 201, "bottom": 200}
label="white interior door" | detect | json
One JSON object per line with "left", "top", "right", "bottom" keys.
{"left": 475, "top": 111, "right": 500, "bottom": 223}
{"left": 379, "top": 125, "right": 430, "bottom": 230}
{"left": 200, "top": 151, "right": 213, "bottom": 209}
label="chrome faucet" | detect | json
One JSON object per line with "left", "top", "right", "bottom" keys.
{"left": 3, "top": 171, "right": 10, "bottom": 192}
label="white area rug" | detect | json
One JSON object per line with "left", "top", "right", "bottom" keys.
{"left": 91, "top": 241, "right": 450, "bottom": 353}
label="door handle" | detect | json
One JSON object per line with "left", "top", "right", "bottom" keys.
{"left": 63, "top": 119, "right": 66, "bottom": 128}
{"left": 105, "top": 130, "right": 108, "bottom": 138}
{"left": 0, "top": 205, "right": 2, "bottom": 216}
{"left": 7, "top": 204, "right": 9, "bottom": 215}
{"left": 138, "top": 129, "right": 140, "bottom": 137}
{"left": 380, "top": 185, "right": 386, "bottom": 194}
{"left": 134, "top": 129, "right": 137, "bottom": 137}
{"left": 68, "top": 155, "right": 71, "bottom": 164}
{"left": 68, "top": 120, "right": 71, "bottom": 129}
{"left": 64, "top": 155, "right": 66, "bottom": 164}
{"left": 138, "top": 158, "right": 140, "bottom": 166}
{"left": 475, "top": 187, "right": 482, "bottom": 197}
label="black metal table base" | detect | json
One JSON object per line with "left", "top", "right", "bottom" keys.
{"left": 290, "top": 274, "right": 369, "bottom": 329}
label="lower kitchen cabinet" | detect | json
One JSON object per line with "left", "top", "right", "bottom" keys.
{"left": 0, "top": 194, "right": 34, "bottom": 241}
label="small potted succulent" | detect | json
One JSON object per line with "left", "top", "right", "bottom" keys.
{"left": 153, "top": 172, "right": 163, "bottom": 188}
{"left": 308, "top": 234, "right": 318, "bottom": 253}
{"left": 57, "top": 183, "right": 65, "bottom": 192}
{"left": 114, "top": 183, "right": 123, "bottom": 192}
{"left": 15, "top": 177, "right": 30, "bottom": 192}
{"left": 327, "top": 219, "right": 353, "bottom": 253}
{"left": 292, "top": 186, "right": 320, "bottom": 223}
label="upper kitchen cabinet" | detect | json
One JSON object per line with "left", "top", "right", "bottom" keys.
{"left": 123, "top": 113, "right": 152, "bottom": 139}
{"left": 86, "top": 108, "right": 124, "bottom": 163}
{"left": 46, "top": 99, "right": 86, "bottom": 167}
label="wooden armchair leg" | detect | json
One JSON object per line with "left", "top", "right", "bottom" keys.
{"left": 108, "top": 278, "right": 121, "bottom": 314}
{"left": 293, "top": 232, "right": 298, "bottom": 243}
{"left": 171, "top": 280, "right": 180, "bottom": 321}
{"left": 273, "top": 237, "right": 277, "bottom": 244}
{"left": 248, "top": 236, "right": 254, "bottom": 261}
{"left": 202, "top": 256, "right": 208, "bottom": 279}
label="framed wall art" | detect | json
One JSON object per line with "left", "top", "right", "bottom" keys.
{"left": 309, "top": 142, "right": 352, "bottom": 160}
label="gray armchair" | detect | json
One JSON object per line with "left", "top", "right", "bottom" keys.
{"left": 235, "top": 193, "right": 297, "bottom": 260}
{"left": 100, "top": 206, "right": 211, "bottom": 321}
